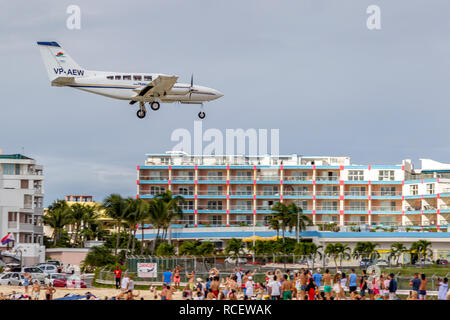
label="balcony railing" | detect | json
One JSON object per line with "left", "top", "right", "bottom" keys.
{"left": 197, "top": 175, "right": 226, "bottom": 181}
{"left": 283, "top": 176, "right": 313, "bottom": 181}
{"left": 139, "top": 176, "right": 169, "bottom": 181}
{"left": 229, "top": 191, "right": 253, "bottom": 196}
{"left": 344, "top": 191, "right": 368, "bottom": 196}
{"left": 229, "top": 206, "right": 253, "bottom": 210}
{"left": 318, "top": 207, "right": 339, "bottom": 211}
{"left": 256, "top": 176, "right": 280, "bottom": 181}
{"left": 371, "top": 206, "right": 401, "bottom": 211}
{"left": 229, "top": 176, "right": 253, "bottom": 181}
{"left": 172, "top": 176, "right": 194, "bottom": 181}
{"left": 344, "top": 206, "right": 367, "bottom": 212}
{"left": 197, "top": 191, "right": 226, "bottom": 196}
{"left": 316, "top": 176, "right": 339, "bottom": 181}
{"left": 371, "top": 191, "right": 402, "bottom": 196}
{"left": 316, "top": 191, "right": 339, "bottom": 196}
{"left": 283, "top": 191, "right": 313, "bottom": 196}
{"left": 255, "top": 191, "right": 280, "bottom": 196}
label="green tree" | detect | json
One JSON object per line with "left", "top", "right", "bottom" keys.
{"left": 225, "top": 238, "right": 245, "bottom": 265}
{"left": 103, "top": 194, "right": 129, "bottom": 256}
{"left": 179, "top": 240, "right": 201, "bottom": 256}
{"left": 155, "top": 243, "right": 176, "bottom": 256}
{"left": 83, "top": 245, "right": 116, "bottom": 267}
{"left": 389, "top": 242, "right": 407, "bottom": 265}
{"left": 410, "top": 240, "right": 433, "bottom": 265}
{"left": 286, "top": 203, "right": 312, "bottom": 241}
{"left": 325, "top": 243, "right": 351, "bottom": 271}
{"left": 43, "top": 200, "right": 73, "bottom": 246}
{"left": 352, "top": 242, "right": 379, "bottom": 262}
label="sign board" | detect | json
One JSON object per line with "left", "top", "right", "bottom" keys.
{"left": 137, "top": 262, "right": 157, "bottom": 278}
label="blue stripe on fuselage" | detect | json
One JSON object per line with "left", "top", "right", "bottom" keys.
{"left": 68, "top": 84, "right": 136, "bottom": 89}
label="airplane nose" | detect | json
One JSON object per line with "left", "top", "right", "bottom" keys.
{"left": 214, "top": 90, "right": 224, "bottom": 99}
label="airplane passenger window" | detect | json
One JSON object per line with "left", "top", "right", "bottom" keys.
{"left": 106, "top": 76, "right": 113, "bottom": 80}
{"left": 144, "top": 75, "right": 152, "bottom": 81}
{"left": 133, "top": 75, "right": 142, "bottom": 81}
{"left": 115, "top": 75, "right": 121, "bottom": 80}
{"left": 123, "top": 75, "right": 131, "bottom": 80}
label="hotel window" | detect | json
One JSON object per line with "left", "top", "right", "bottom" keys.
{"left": 380, "top": 186, "right": 396, "bottom": 196}
{"left": 322, "top": 201, "right": 338, "bottom": 210}
{"left": 236, "top": 200, "right": 252, "bottom": 210}
{"left": 177, "top": 171, "right": 194, "bottom": 180}
{"left": 133, "top": 75, "right": 142, "bottom": 81}
{"left": 235, "top": 215, "right": 252, "bottom": 224}
{"left": 2, "top": 163, "right": 20, "bottom": 175}
{"left": 322, "top": 215, "right": 338, "bottom": 223}
{"left": 150, "top": 186, "right": 165, "bottom": 195}
{"left": 236, "top": 185, "right": 252, "bottom": 195}
{"left": 379, "top": 201, "right": 396, "bottom": 211}
{"left": 349, "top": 186, "right": 366, "bottom": 196}
{"left": 144, "top": 75, "right": 152, "bottom": 81}
{"left": 294, "top": 200, "right": 308, "bottom": 210}
{"left": 186, "top": 215, "right": 194, "bottom": 224}
{"left": 348, "top": 170, "right": 364, "bottom": 181}
{"left": 349, "top": 201, "right": 366, "bottom": 211}
{"left": 207, "top": 200, "right": 222, "bottom": 210}
{"left": 208, "top": 215, "right": 222, "bottom": 225}
{"left": 236, "top": 171, "right": 252, "bottom": 180}
{"left": 426, "top": 183, "right": 434, "bottom": 195}
{"left": 349, "top": 215, "right": 366, "bottom": 224}
{"left": 262, "top": 186, "right": 278, "bottom": 195}
{"left": 123, "top": 75, "right": 131, "bottom": 80}
{"left": 290, "top": 186, "right": 309, "bottom": 195}
{"left": 291, "top": 171, "right": 308, "bottom": 181}
{"left": 379, "top": 170, "right": 395, "bottom": 181}
{"left": 180, "top": 200, "right": 194, "bottom": 211}
{"left": 410, "top": 185, "right": 418, "bottom": 195}
{"left": 24, "top": 195, "right": 32, "bottom": 209}
{"left": 178, "top": 186, "right": 194, "bottom": 195}
{"left": 207, "top": 185, "right": 223, "bottom": 195}
{"left": 322, "top": 185, "right": 338, "bottom": 196}
{"left": 114, "top": 75, "right": 121, "bottom": 80}
{"left": 207, "top": 171, "right": 223, "bottom": 180}
{"left": 20, "top": 180, "right": 29, "bottom": 189}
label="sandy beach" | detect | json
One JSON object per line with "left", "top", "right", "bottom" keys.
{"left": 0, "top": 285, "right": 186, "bottom": 300}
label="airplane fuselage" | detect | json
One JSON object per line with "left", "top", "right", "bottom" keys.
{"left": 56, "top": 71, "right": 222, "bottom": 103}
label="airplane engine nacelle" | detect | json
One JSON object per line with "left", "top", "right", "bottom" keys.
{"left": 169, "top": 86, "right": 190, "bottom": 95}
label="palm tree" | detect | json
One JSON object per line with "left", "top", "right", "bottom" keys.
{"left": 286, "top": 203, "right": 312, "bottom": 242}
{"left": 123, "top": 197, "right": 140, "bottom": 254}
{"left": 148, "top": 198, "right": 167, "bottom": 252}
{"left": 389, "top": 242, "right": 407, "bottom": 265}
{"left": 352, "top": 242, "right": 379, "bottom": 262}
{"left": 270, "top": 202, "right": 294, "bottom": 243}
{"left": 268, "top": 217, "right": 280, "bottom": 238}
{"left": 43, "top": 200, "right": 72, "bottom": 246}
{"left": 154, "top": 191, "right": 184, "bottom": 241}
{"left": 68, "top": 203, "right": 86, "bottom": 246}
{"left": 102, "top": 194, "right": 129, "bottom": 256}
{"left": 307, "top": 243, "right": 323, "bottom": 270}
{"left": 225, "top": 238, "right": 245, "bottom": 265}
{"left": 324, "top": 243, "right": 340, "bottom": 271}
{"left": 325, "top": 243, "right": 351, "bottom": 271}
{"left": 410, "top": 240, "right": 433, "bottom": 265}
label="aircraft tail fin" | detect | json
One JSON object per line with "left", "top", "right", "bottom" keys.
{"left": 37, "top": 42, "right": 86, "bottom": 82}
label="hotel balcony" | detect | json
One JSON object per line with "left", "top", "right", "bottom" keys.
{"left": 283, "top": 176, "right": 313, "bottom": 181}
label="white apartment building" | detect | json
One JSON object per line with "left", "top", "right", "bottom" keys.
{"left": 0, "top": 153, "right": 44, "bottom": 247}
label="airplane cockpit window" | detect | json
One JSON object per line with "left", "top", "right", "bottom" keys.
{"left": 133, "top": 75, "right": 142, "bottom": 81}
{"left": 144, "top": 75, "right": 152, "bottom": 81}
{"left": 115, "top": 75, "right": 121, "bottom": 80}
{"left": 106, "top": 76, "right": 113, "bottom": 80}
{"left": 123, "top": 75, "right": 131, "bottom": 80}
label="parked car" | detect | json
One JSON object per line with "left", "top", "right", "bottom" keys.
{"left": 360, "top": 258, "right": 372, "bottom": 267}
{"left": 45, "top": 260, "right": 61, "bottom": 267}
{"left": 36, "top": 264, "right": 58, "bottom": 274}
{"left": 21, "top": 267, "right": 47, "bottom": 283}
{"left": 225, "top": 257, "right": 248, "bottom": 265}
{"left": 418, "top": 259, "right": 432, "bottom": 265}
{"left": 0, "top": 272, "right": 25, "bottom": 286}
{"left": 44, "top": 273, "right": 67, "bottom": 286}
{"left": 436, "top": 259, "right": 448, "bottom": 265}
{"left": 66, "top": 275, "right": 87, "bottom": 288}
{"left": 376, "top": 259, "right": 389, "bottom": 267}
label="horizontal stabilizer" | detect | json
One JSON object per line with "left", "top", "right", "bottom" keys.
{"left": 51, "top": 76, "right": 74, "bottom": 87}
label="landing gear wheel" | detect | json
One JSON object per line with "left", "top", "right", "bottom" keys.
{"left": 150, "top": 101, "right": 160, "bottom": 111}
{"left": 137, "top": 109, "right": 146, "bottom": 119}
{"left": 198, "top": 111, "right": 206, "bottom": 119}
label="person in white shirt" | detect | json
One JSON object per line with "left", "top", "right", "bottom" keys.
{"left": 121, "top": 273, "right": 130, "bottom": 292}
{"left": 437, "top": 277, "right": 448, "bottom": 300}
{"left": 268, "top": 275, "right": 282, "bottom": 300}
{"left": 245, "top": 276, "right": 254, "bottom": 299}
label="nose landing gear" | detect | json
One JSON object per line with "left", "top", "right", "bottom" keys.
{"left": 150, "top": 101, "right": 160, "bottom": 111}
{"left": 198, "top": 111, "right": 206, "bottom": 119}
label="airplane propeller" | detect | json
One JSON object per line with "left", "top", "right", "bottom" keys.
{"left": 188, "top": 74, "right": 197, "bottom": 99}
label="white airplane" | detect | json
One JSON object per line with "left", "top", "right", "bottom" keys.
{"left": 37, "top": 41, "right": 223, "bottom": 119}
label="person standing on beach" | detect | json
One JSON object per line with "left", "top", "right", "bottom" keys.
{"left": 437, "top": 277, "right": 448, "bottom": 300}
{"left": 32, "top": 280, "right": 40, "bottom": 300}
{"left": 114, "top": 266, "right": 122, "bottom": 289}
{"left": 280, "top": 275, "right": 292, "bottom": 300}
{"left": 268, "top": 275, "right": 282, "bottom": 300}
{"left": 409, "top": 273, "right": 421, "bottom": 294}
{"left": 348, "top": 269, "right": 357, "bottom": 294}
{"left": 418, "top": 274, "right": 427, "bottom": 300}
{"left": 23, "top": 272, "right": 30, "bottom": 294}
{"left": 162, "top": 268, "right": 173, "bottom": 286}
{"left": 322, "top": 269, "right": 332, "bottom": 300}
{"left": 186, "top": 270, "right": 195, "bottom": 291}
{"left": 388, "top": 273, "right": 397, "bottom": 300}
{"left": 121, "top": 273, "right": 130, "bottom": 293}
{"left": 45, "top": 283, "right": 56, "bottom": 300}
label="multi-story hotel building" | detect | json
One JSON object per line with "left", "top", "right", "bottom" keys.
{"left": 137, "top": 153, "right": 450, "bottom": 230}
{"left": 0, "top": 153, "right": 44, "bottom": 246}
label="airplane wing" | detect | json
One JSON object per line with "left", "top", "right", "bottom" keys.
{"left": 133, "top": 75, "right": 178, "bottom": 98}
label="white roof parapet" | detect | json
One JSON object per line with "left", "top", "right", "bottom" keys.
{"left": 420, "top": 159, "right": 450, "bottom": 172}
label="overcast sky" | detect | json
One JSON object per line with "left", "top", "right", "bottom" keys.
{"left": 1, "top": 0, "right": 450, "bottom": 206}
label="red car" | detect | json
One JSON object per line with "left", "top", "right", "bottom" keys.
{"left": 65, "top": 276, "right": 87, "bottom": 288}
